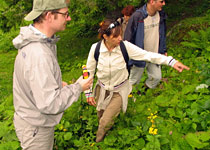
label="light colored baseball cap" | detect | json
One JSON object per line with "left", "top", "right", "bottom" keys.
{"left": 24, "top": 0, "right": 68, "bottom": 21}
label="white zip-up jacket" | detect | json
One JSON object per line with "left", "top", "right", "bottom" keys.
{"left": 86, "top": 40, "right": 176, "bottom": 112}
{"left": 13, "top": 25, "right": 82, "bottom": 127}
{"left": 87, "top": 40, "right": 176, "bottom": 91}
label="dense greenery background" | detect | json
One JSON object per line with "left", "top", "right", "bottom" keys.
{"left": 0, "top": 0, "right": 210, "bottom": 149}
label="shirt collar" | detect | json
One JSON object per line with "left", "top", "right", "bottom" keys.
{"left": 29, "top": 24, "right": 60, "bottom": 43}
{"left": 101, "top": 40, "right": 120, "bottom": 53}
{"left": 29, "top": 24, "right": 47, "bottom": 38}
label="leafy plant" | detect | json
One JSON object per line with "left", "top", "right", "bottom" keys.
{"left": 0, "top": 1, "right": 210, "bottom": 150}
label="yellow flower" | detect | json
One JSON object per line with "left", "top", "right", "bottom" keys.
{"left": 152, "top": 124, "right": 156, "bottom": 128}
{"left": 153, "top": 129, "right": 158, "bottom": 135}
{"left": 148, "top": 108, "right": 151, "bottom": 111}
{"left": 154, "top": 111, "right": 158, "bottom": 114}
{"left": 149, "top": 127, "right": 158, "bottom": 135}
{"left": 151, "top": 119, "right": 155, "bottom": 123}
{"left": 153, "top": 115, "right": 158, "bottom": 119}
{"left": 63, "top": 129, "right": 67, "bottom": 132}
{"left": 128, "top": 94, "right": 133, "bottom": 98}
{"left": 149, "top": 127, "right": 154, "bottom": 134}
{"left": 59, "top": 125, "right": 64, "bottom": 130}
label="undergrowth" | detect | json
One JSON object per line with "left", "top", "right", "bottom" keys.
{"left": 0, "top": 9, "right": 209, "bottom": 150}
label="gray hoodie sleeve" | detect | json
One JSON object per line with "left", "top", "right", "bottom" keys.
{"left": 28, "top": 53, "right": 82, "bottom": 115}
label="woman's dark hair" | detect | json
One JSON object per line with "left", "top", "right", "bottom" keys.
{"left": 121, "top": 5, "right": 135, "bottom": 16}
{"left": 98, "top": 19, "right": 121, "bottom": 39}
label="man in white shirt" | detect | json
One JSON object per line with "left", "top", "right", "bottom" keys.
{"left": 124, "top": 0, "right": 167, "bottom": 93}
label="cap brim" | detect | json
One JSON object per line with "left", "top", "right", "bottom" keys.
{"left": 24, "top": 10, "right": 43, "bottom": 21}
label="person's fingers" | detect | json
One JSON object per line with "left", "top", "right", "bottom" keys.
{"left": 178, "top": 65, "right": 190, "bottom": 72}
{"left": 178, "top": 68, "right": 182, "bottom": 72}
{"left": 86, "top": 77, "right": 93, "bottom": 88}
{"left": 174, "top": 62, "right": 190, "bottom": 72}
{"left": 182, "top": 65, "right": 190, "bottom": 70}
{"left": 62, "top": 81, "right": 68, "bottom": 87}
{"left": 86, "top": 98, "right": 89, "bottom": 103}
{"left": 90, "top": 100, "right": 95, "bottom": 106}
{"left": 91, "top": 99, "right": 96, "bottom": 106}
{"left": 88, "top": 78, "right": 93, "bottom": 85}
{"left": 87, "top": 98, "right": 96, "bottom": 106}
{"left": 86, "top": 97, "right": 95, "bottom": 106}
{"left": 174, "top": 65, "right": 180, "bottom": 72}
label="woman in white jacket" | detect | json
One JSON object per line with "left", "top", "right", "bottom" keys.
{"left": 85, "top": 19, "right": 189, "bottom": 142}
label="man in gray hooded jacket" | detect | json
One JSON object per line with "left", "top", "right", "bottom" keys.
{"left": 12, "top": 0, "right": 92, "bottom": 149}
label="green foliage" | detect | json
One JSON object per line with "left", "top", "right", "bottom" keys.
{"left": 53, "top": 96, "right": 98, "bottom": 149}
{"left": 0, "top": 0, "right": 209, "bottom": 38}
{"left": 68, "top": 0, "right": 143, "bottom": 37}
{"left": 0, "top": 51, "right": 16, "bottom": 101}
{"left": 0, "top": 1, "right": 210, "bottom": 150}
{"left": 167, "top": 13, "right": 210, "bottom": 46}
{"left": 0, "top": 0, "right": 32, "bottom": 32}
{"left": 0, "top": 95, "right": 20, "bottom": 150}
{"left": 181, "top": 28, "right": 210, "bottom": 59}
{"left": 143, "top": 135, "right": 161, "bottom": 150}
{"left": 180, "top": 25, "right": 210, "bottom": 85}
{"left": 165, "top": 0, "right": 210, "bottom": 26}
{"left": 185, "top": 131, "right": 210, "bottom": 149}
{"left": 0, "top": 28, "right": 19, "bottom": 53}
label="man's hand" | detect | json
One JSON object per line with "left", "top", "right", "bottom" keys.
{"left": 173, "top": 62, "right": 190, "bottom": 72}
{"left": 76, "top": 76, "right": 93, "bottom": 91}
{"left": 86, "top": 97, "right": 96, "bottom": 106}
{"left": 62, "top": 81, "right": 68, "bottom": 87}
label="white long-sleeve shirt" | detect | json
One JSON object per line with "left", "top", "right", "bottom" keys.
{"left": 86, "top": 40, "right": 176, "bottom": 112}
{"left": 87, "top": 40, "right": 175, "bottom": 91}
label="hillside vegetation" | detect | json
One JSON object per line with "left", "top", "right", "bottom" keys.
{"left": 0, "top": 0, "right": 210, "bottom": 149}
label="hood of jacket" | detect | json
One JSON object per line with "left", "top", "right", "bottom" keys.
{"left": 136, "top": 4, "right": 148, "bottom": 19}
{"left": 13, "top": 25, "right": 60, "bottom": 50}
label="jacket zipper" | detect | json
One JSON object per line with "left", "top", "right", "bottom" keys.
{"left": 33, "top": 128, "right": 38, "bottom": 137}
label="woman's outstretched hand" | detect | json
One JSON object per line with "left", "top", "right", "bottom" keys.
{"left": 173, "top": 62, "right": 190, "bottom": 72}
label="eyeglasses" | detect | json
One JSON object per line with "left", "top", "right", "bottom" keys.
{"left": 53, "top": 11, "right": 69, "bottom": 18}
{"left": 159, "top": 0, "right": 165, "bottom": 3}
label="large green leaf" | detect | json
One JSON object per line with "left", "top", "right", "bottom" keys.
{"left": 0, "top": 141, "right": 20, "bottom": 150}
{"left": 185, "top": 132, "right": 209, "bottom": 149}
{"left": 0, "top": 1, "right": 8, "bottom": 11}
{"left": 134, "top": 138, "right": 145, "bottom": 149}
{"left": 186, "top": 94, "right": 199, "bottom": 101}
{"left": 64, "top": 132, "right": 72, "bottom": 141}
{"left": 155, "top": 95, "right": 170, "bottom": 107}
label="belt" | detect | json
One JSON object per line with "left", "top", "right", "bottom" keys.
{"left": 99, "top": 79, "right": 128, "bottom": 89}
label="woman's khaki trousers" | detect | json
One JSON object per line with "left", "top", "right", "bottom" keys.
{"left": 95, "top": 86, "right": 122, "bottom": 142}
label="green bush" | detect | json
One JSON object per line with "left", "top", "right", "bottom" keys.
{"left": 0, "top": 0, "right": 32, "bottom": 32}
{"left": 0, "top": 28, "right": 19, "bottom": 53}
{"left": 0, "top": 1, "right": 210, "bottom": 150}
